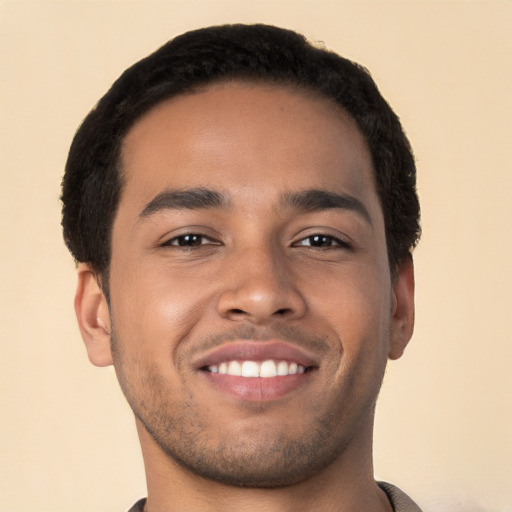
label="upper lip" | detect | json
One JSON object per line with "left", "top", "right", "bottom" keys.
{"left": 194, "top": 340, "right": 320, "bottom": 370}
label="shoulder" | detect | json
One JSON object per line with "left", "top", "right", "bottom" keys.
{"left": 126, "top": 487, "right": 421, "bottom": 512}
{"left": 127, "top": 498, "right": 146, "bottom": 512}
{"left": 378, "top": 481, "right": 423, "bottom": 512}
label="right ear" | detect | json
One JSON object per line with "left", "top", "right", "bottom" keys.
{"left": 74, "top": 263, "right": 113, "bottom": 367}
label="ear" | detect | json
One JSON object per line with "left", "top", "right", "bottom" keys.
{"left": 388, "top": 256, "right": 415, "bottom": 360}
{"left": 74, "top": 263, "right": 113, "bottom": 367}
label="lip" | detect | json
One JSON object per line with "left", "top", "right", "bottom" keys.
{"left": 194, "top": 340, "right": 319, "bottom": 402}
{"left": 194, "top": 340, "right": 319, "bottom": 369}
{"left": 202, "top": 372, "right": 312, "bottom": 401}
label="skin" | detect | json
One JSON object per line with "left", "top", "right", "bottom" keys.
{"left": 75, "top": 82, "right": 415, "bottom": 512}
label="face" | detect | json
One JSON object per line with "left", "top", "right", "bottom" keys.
{"left": 78, "top": 82, "right": 414, "bottom": 488}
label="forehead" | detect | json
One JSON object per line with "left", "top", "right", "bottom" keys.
{"left": 119, "top": 81, "right": 378, "bottom": 216}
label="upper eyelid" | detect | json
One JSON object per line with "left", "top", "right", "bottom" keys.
{"left": 293, "top": 230, "right": 352, "bottom": 245}
{"left": 157, "top": 227, "right": 353, "bottom": 247}
{"left": 294, "top": 235, "right": 350, "bottom": 247}
{"left": 156, "top": 224, "right": 221, "bottom": 244}
{"left": 162, "top": 232, "right": 219, "bottom": 246}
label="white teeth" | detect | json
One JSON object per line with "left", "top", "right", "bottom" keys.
{"left": 259, "top": 360, "right": 277, "bottom": 378}
{"left": 227, "top": 361, "right": 242, "bottom": 376}
{"left": 241, "top": 361, "right": 260, "bottom": 377}
{"left": 208, "top": 360, "right": 306, "bottom": 378}
{"left": 277, "top": 361, "right": 289, "bottom": 376}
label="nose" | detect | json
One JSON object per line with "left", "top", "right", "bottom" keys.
{"left": 216, "top": 245, "right": 307, "bottom": 325}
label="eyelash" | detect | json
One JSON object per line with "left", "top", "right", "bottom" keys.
{"left": 162, "top": 233, "right": 218, "bottom": 248}
{"left": 162, "top": 232, "right": 351, "bottom": 250}
{"left": 292, "top": 234, "right": 351, "bottom": 250}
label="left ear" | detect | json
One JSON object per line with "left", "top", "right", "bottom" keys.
{"left": 388, "top": 256, "right": 415, "bottom": 360}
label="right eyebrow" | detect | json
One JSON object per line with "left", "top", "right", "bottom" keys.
{"left": 139, "top": 188, "right": 227, "bottom": 219}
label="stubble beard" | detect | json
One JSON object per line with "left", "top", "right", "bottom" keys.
{"left": 110, "top": 331, "right": 385, "bottom": 489}
{"left": 136, "top": 387, "right": 361, "bottom": 488}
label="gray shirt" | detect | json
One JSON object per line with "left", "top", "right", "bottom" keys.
{"left": 127, "top": 481, "right": 422, "bottom": 511}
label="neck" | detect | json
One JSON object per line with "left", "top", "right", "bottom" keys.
{"left": 136, "top": 416, "right": 393, "bottom": 512}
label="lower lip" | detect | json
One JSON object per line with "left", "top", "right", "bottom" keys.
{"left": 202, "top": 371, "right": 312, "bottom": 402}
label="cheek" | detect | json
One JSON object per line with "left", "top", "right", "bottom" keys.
{"left": 312, "top": 264, "right": 392, "bottom": 367}
{"left": 109, "top": 258, "right": 216, "bottom": 363}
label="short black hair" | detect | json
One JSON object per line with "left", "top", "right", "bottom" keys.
{"left": 62, "top": 23, "right": 420, "bottom": 284}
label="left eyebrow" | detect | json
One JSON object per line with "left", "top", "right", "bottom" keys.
{"left": 139, "top": 187, "right": 227, "bottom": 219}
{"left": 281, "top": 189, "right": 372, "bottom": 225}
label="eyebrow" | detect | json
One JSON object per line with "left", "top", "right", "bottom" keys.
{"left": 139, "top": 186, "right": 372, "bottom": 225}
{"left": 139, "top": 188, "right": 227, "bottom": 218}
{"left": 282, "top": 189, "right": 372, "bottom": 225}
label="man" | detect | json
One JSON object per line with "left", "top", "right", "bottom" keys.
{"left": 61, "top": 24, "right": 421, "bottom": 512}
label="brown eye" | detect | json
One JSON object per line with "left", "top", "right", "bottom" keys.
{"left": 299, "top": 235, "right": 339, "bottom": 247}
{"left": 166, "top": 234, "right": 210, "bottom": 247}
{"left": 297, "top": 234, "right": 346, "bottom": 248}
{"left": 307, "top": 235, "right": 334, "bottom": 247}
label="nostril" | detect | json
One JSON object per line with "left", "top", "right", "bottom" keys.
{"left": 228, "top": 307, "right": 290, "bottom": 317}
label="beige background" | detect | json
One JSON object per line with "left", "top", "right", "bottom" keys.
{"left": 1, "top": 1, "right": 511, "bottom": 511}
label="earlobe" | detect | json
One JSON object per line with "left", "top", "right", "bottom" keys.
{"left": 388, "top": 256, "right": 415, "bottom": 360}
{"left": 74, "top": 263, "right": 113, "bottom": 367}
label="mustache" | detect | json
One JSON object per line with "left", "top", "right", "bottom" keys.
{"left": 184, "top": 323, "right": 332, "bottom": 358}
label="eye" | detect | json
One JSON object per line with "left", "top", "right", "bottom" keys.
{"left": 163, "top": 233, "right": 218, "bottom": 248}
{"left": 294, "top": 234, "right": 350, "bottom": 249}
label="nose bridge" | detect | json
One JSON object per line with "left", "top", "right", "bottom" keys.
{"left": 217, "top": 239, "right": 306, "bottom": 323}
{"left": 239, "top": 242, "right": 286, "bottom": 295}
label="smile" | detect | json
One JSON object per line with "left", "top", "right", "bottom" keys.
{"left": 206, "top": 360, "right": 309, "bottom": 377}
{"left": 195, "top": 340, "right": 319, "bottom": 401}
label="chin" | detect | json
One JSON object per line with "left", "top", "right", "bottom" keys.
{"left": 138, "top": 408, "right": 360, "bottom": 489}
